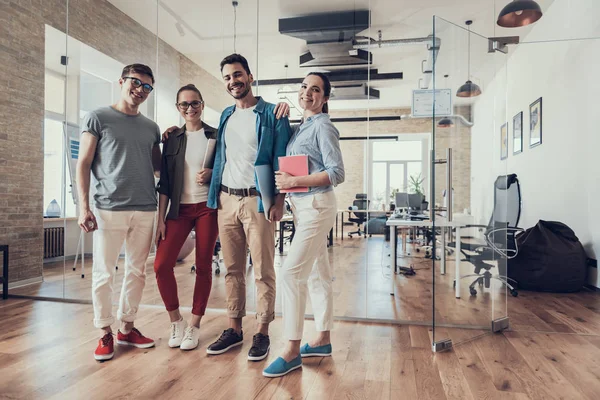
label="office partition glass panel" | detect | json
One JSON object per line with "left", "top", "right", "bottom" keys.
{"left": 502, "top": 7, "right": 600, "bottom": 331}
{"left": 154, "top": 0, "right": 260, "bottom": 312}
{"left": 256, "top": 2, "right": 372, "bottom": 320}
{"left": 56, "top": 0, "right": 160, "bottom": 303}
{"left": 8, "top": 4, "right": 69, "bottom": 300}
{"left": 365, "top": 5, "right": 434, "bottom": 323}
{"left": 431, "top": 16, "right": 508, "bottom": 349}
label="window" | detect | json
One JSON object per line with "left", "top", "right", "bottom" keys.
{"left": 43, "top": 116, "right": 77, "bottom": 217}
{"left": 369, "top": 138, "right": 428, "bottom": 210}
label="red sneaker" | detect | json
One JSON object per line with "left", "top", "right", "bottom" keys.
{"left": 94, "top": 333, "right": 114, "bottom": 361}
{"left": 117, "top": 327, "right": 155, "bottom": 349}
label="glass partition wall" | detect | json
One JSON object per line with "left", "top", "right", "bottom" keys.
{"left": 149, "top": 0, "right": 261, "bottom": 313}
{"left": 260, "top": 1, "right": 373, "bottom": 321}
{"left": 8, "top": 0, "right": 597, "bottom": 354}
{"left": 430, "top": 16, "right": 512, "bottom": 348}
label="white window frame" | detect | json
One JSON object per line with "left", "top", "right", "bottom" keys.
{"left": 367, "top": 134, "right": 431, "bottom": 209}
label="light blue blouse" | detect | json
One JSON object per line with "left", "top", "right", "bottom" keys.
{"left": 286, "top": 113, "right": 345, "bottom": 197}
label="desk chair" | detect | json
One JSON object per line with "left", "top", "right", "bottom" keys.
{"left": 190, "top": 235, "right": 222, "bottom": 275}
{"left": 278, "top": 200, "right": 295, "bottom": 247}
{"left": 455, "top": 174, "right": 523, "bottom": 297}
{"left": 347, "top": 193, "right": 369, "bottom": 238}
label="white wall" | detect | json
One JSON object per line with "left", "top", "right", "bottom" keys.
{"left": 470, "top": 0, "right": 600, "bottom": 286}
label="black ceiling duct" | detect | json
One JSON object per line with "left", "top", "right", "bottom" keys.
{"left": 279, "top": 10, "right": 372, "bottom": 68}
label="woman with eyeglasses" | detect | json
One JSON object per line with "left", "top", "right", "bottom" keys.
{"left": 153, "top": 83, "right": 219, "bottom": 351}
{"left": 263, "top": 72, "right": 344, "bottom": 378}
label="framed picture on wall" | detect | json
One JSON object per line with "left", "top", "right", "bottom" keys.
{"left": 530, "top": 97, "right": 542, "bottom": 147}
{"left": 501, "top": 122, "right": 508, "bottom": 160}
{"left": 513, "top": 111, "right": 523, "bottom": 155}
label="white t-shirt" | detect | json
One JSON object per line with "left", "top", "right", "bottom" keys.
{"left": 221, "top": 106, "right": 258, "bottom": 189}
{"left": 181, "top": 128, "right": 210, "bottom": 204}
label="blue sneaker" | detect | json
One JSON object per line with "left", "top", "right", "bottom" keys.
{"left": 300, "top": 343, "right": 332, "bottom": 358}
{"left": 262, "top": 355, "right": 302, "bottom": 378}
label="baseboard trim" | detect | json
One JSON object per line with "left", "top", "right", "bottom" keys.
{"left": 44, "top": 254, "right": 94, "bottom": 264}
{"left": 8, "top": 276, "right": 43, "bottom": 289}
{"left": 7, "top": 294, "right": 92, "bottom": 304}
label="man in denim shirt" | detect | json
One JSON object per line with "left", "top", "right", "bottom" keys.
{"left": 206, "top": 54, "right": 292, "bottom": 361}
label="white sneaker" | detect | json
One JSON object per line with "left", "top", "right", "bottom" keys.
{"left": 168, "top": 319, "right": 187, "bottom": 348}
{"left": 180, "top": 326, "right": 200, "bottom": 351}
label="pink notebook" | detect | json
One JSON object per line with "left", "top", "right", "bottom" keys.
{"left": 278, "top": 155, "right": 309, "bottom": 193}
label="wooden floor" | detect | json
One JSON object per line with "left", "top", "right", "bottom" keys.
{"left": 11, "top": 236, "right": 600, "bottom": 335}
{"left": 1, "top": 298, "right": 600, "bottom": 399}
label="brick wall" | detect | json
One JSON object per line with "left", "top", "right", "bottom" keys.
{"left": 0, "top": 0, "right": 229, "bottom": 283}
{"left": 331, "top": 107, "right": 472, "bottom": 214}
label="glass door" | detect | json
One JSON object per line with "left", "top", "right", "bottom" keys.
{"left": 431, "top": 15, "right": 509, "bottom": 350}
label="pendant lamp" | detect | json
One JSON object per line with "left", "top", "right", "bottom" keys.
{"left": 457, "top": 20, "right": 482, "bottom": 98}
{"left": 438, "top": 117, "right": 454, "bottom": 128}
{"left": 439, "top": 75, "right": 454, "bottom": 128}
{"left": 497, "top": 0, "right": 543, "bottom": 28}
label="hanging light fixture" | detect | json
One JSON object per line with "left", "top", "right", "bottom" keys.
{"left": 232, "top": 0, "right": 239, "bottom": 52}
{"left": 457, "top": 20, "right": 482, "bottom": 98}
{"left": 497, "top": 0, "right": 543, "bottom": 28}
{"left": 439, "top": 75, "right": 454, "bottom": 128}
{"left": 438, "top": 117, "right": 454, "bottom": 128}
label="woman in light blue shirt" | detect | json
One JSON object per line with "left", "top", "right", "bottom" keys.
{"left": 263, "top": 72, "right": 344, "bottom": 378}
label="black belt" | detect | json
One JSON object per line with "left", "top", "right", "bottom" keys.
{"left": 221, "top": 184, "right": 259, "bottom": 197}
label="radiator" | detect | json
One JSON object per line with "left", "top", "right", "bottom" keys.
{"left": 44, "top": 227, "right": 64, "bottom": 258}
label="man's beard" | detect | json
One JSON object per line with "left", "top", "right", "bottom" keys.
{"left": 228, "top": 82, "right": 250, "bottom": 100}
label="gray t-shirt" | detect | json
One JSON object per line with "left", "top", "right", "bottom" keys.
{"left": 82, "top": 106, "right": 161, "bottom": 211}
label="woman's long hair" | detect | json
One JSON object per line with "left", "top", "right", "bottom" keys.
{"left": 306, "top": 72, "right": 331, "bottom": 114}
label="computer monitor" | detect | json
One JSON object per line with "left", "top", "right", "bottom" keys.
{"left": 395, "top": 192, "right": 409, "bottom": 208}
{"left": 408, "top": 193, "right": 423, "bottom": 210}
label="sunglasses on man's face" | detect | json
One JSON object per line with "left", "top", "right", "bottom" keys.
{"left": 176, "top": 101, "right": 203, "bottom": 110}
{"left": 122, "top": 76, "right": 154, "bottom": 94}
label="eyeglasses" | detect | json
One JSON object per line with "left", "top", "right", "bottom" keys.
{"left": 122, "top": 76, "right": 154, "bottom": 93}
{"left": 176, "top": 100, "right": 204, "bottom": 110}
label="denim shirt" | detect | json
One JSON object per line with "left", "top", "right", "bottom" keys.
{"left": 207, "top": 97, "right": 292, "bottom": 212}
{"left": 286, "top": 113, "right": 345, "bottom": 197}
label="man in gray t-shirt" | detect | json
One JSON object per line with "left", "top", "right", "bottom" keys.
{"left": 77, "top": 63, "right": 161, "bottom": 362}
{"left": 83, "top": 106, "right": 160, "bottom": 211}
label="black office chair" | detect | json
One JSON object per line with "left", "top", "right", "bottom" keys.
{"left": 280, "top": 199, "right": 295, "bottom": 246}
{"left": 347, "top": 194, "right": 369, "bottom": 238}
{"left": 191, "top": 236, "right": 222, "bottom": 275}
{"left": 454, "top": 174, "right": 524, "bottom": 297}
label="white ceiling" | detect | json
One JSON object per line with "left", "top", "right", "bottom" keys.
{"left": 107, "top": 0, "right": 556, "bottom": 111}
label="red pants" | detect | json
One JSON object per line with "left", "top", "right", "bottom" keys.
{"left": 154, "top": 202, "right": 218, "bottom": 316}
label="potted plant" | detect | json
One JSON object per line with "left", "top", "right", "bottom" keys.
{"left": 408, "top": 174, "right": 428, "bottom": 210}
{"left": 389, "top": 188, "right": 400, "bottom": 209}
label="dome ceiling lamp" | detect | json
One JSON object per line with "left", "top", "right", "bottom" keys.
{"left": 456, "top": 20, "right": 482, "bottom": 98}
{"left": 497, "top": 0, "right": 543, "bottom": 28}
{"left": 439, "top": 75, "right": 454, "bottom": 128}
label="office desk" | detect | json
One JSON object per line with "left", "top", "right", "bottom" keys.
{"left": 386, "top": 218, "right": 464, "bottom": 298}
{"left": 336, "top": 209, "right": 393, "bottom": 239}
{"left": 278, "top": 215, "right": 334, "bottom": 254}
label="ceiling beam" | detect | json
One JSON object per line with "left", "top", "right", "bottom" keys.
{"left": 289, "top": 116, "right": 401, "bottom": 124}
{"left": 253, "top": 70, "right": 403, "bottom": 86}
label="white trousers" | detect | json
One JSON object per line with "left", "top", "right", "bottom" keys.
{"left": 92, "top": 209, "right": 155, "bottom": 329}
{"left": 281, "top": 191, "right": 337, "bottom": 340}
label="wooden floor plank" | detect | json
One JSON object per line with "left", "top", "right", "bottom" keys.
{"left": 504, "top": 331, "right": 590, "bottom": 400}
{"left": 0, "top": 299, "right": 599, "bottom": 399}
{"left": 412, "top": 346, "right": 448, "bottom": 400}
{"left": 431, "top": 328, "right": 475, "bottom": 400}
{"left": 473, "top": 334, "right": 556, "bottom": 400}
